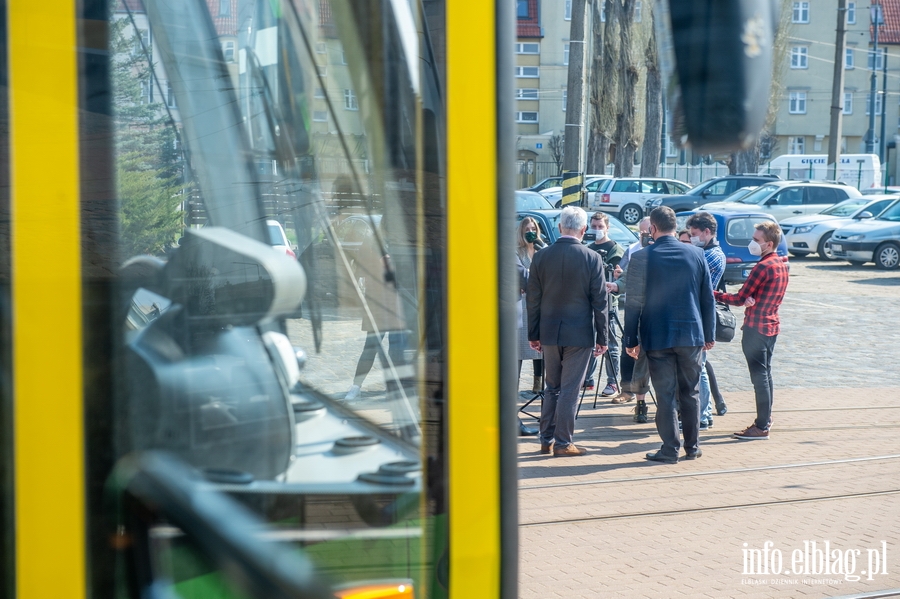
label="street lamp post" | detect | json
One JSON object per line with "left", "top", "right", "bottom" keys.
{"left": 866, "top": 4, "right": 884, "bottom": 155}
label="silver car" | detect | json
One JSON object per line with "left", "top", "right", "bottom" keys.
{"left": 829, "top": 199, "right": 900, "bottom": 269}
{"left": 780, "top": 196, "right": 897, "bottom": 260}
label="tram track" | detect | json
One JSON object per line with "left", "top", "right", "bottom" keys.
{"left": 519, "top": 453, "right": 900, "bottom": 491}
{"left": 520, "top": 488, "right": 900, "bottom": 527}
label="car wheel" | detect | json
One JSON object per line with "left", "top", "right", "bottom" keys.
{"left": 816, "top": 231, "right": 837, "bottom": 260}
{"left": 620, "top": 204, "right": 643, "bottom": 225}
{"left": 874, "top": 242, "right": 900, "bottom": 270}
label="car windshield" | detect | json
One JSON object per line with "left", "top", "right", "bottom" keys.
{"left": 516, "top": 191, "right": 554, "bottom": 210}
{"left": 685, "top": 179, "right": 715, "bottom": 196}
{"left": 876, "top": 200, "right": 900, "bottom": 221}
{"left": 267, "top": 223, "right": 287, "bottom": 246}
{"left": 738, "top": 184, "right": 780, "bottom": 204}
{"left": 725, "top": 216, "right": 776, "bottom": 246}
{"left": 720, "top": 186, "right": 758, "bottom": 203}
{"left": 607, "top": 217, "right": 638, "bottom": 246}
{"left": 821, "top": 199, "right": 870, "bottom": 217}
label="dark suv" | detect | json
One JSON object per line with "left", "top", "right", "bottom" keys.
{"left": 644, "top": 173, "right": 781, "bottom": 214}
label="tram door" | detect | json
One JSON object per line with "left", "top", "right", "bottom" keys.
{"left": 1, "top": 0, "right": 517, "bottom": 598}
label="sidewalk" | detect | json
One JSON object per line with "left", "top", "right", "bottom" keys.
{"left": 517, "top": 386, "right": 900, "bottom": 598}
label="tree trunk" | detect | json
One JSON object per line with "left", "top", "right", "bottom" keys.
{"left": 640, "top": 13, "right": 661, "bottom": 178}
{"left": 614, "top": 0, "right": 637, "bottom": 177}
{"left": 593, "top": 0, "right": 620, "bottom": 174}
{"left": 730, "top": 142, "right": 762, "bottom": 175}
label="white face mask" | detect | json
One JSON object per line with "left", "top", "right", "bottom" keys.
{"left": 690, "top": 235, "right": 704, "bottom": 247}
{"left": 748, "top": 240, "right": 763, "bottom": 256}
{"left": 591, "top": 227, "right": 606, "bottom": 238}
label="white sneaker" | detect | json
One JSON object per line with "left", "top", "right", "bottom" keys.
{"left": 345, "top": 385, "right": 361, "bottom": 400}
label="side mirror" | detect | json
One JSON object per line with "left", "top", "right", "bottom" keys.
{"left": 766, "top": 198, "right": 779, "bottom": 206}
{"left": 701, "top": 189, "right": 711, "bottom": 197}
{"left": 857, "top": 211, "right": 874, "bottom": 220}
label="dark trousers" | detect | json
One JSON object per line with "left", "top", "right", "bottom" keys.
{"left": 540, "top": 345, "right": 593, "bottom": 449}
{"left": 585, "top": 309, "right": 620, "bottom": 385}
{"left": 646, "top": 346, "right": 703, "bottom": 457}
{"left": 353, "top": 331, "right": 406, "bottom": 386}
{"left": 741, "top": 327, "right": 777, "bottom": 430}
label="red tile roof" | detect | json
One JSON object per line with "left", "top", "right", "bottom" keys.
{"left": 872, "top": 0, "right": 900, "bottom": 44}
{"left": 517, "top": 0, "right": 542, "bottom": 38}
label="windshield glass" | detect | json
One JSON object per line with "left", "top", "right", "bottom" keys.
{"left": 821, "top": 199, "right": 870, "bottom": 217}
{"left": 877, "top": 201, "right": 900, "bottom": 221}
{"left": 738, "top": 184, "right": 780, "bottom": 204}
{"left": 516, "top": 191, "right": 554, "bottom": 210}
{"left": 685, "top": 179, "right": 714, "bottom": 196}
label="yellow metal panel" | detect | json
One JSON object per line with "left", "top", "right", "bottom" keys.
{"left": 447, "top": 0, "right": 500, "bottom": 598}
{"left": 10, "top": 1, "right": 85, "bottom": 598}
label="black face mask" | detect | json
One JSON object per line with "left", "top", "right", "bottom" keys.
{"left": 640, "top": 233, "right": 652, "bottom": 247}
{"left": 524, "top": 231, "right": 538, "bottom": 244}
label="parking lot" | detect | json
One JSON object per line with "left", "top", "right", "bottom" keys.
{"left": 517, "top": 257, "right": 900, "bottom": 598}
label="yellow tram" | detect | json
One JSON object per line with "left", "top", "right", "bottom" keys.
{"left": 0, "top": 0, "right": 773, "bottom": 597}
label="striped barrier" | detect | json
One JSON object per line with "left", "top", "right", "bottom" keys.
{"left": 561, "top": 171, "right": 583, "bottom": 206}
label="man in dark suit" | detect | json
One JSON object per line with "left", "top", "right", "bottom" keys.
{"left": 527, "top": 206, "right": 609, "bottom": 457}
{"left": 624, "top": 207, "right": 716, "bottom": 463}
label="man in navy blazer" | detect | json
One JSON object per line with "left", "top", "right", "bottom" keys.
{"left": 527, "top": 206, "right": 608, "bottom": 457}
{"left": 624, "top": 207, "right": 716, "bottom": 463}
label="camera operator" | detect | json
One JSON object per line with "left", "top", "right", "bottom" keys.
{"left": 584, "top": 212, "right": 625, "bottom": 396}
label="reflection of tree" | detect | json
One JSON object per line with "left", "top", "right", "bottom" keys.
{"left": 112, "top": 10, "right": 185, "bottom": 258}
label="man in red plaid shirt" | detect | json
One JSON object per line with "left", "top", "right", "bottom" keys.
{"left": 714, "top": 221, "right": 789, "bottom": 440}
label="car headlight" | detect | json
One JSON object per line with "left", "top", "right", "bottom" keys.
{"left": 845, "top": 234, "right": 865, "bottom": 241}
{"left": 793, "top": 225, "right": 815, "bottom": 234}
{"left": 648, "top": 198, "right": 663, "bottom": 207}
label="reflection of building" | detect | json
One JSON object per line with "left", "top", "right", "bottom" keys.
{"left": 772, "top": 0, "right": 900, "bottom": 167}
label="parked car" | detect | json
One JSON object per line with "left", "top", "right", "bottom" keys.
{"left": 828, "top": 199, "right": 900, "bottom": 269}
{"left": 515, "top": 190, "right": 555, "bottom": 211}
{"left": 523, "top": 176, "right": 564, "bottom": 193}
{"left": 644, "top": 173, "right": 780, "bottom": 214}
{"left": 540, "top": 174, "right": 612, "bottom": 204}
{"left": 585, "top": 177, "right": 693, "bottom": 225}
{"left": 267, "top": 219, "right": 297, "bottom": 258}
{"left": 675, "top": 210, "right": 789, "bottom": 283}
{"left": 700, "top": 180, "right": 862, "bottom": 222}
{"left": 780, "top": 196, "right": 897, "bottom": 260}
{"left": 517, "top": 209, "right": 638, "bottom": 248}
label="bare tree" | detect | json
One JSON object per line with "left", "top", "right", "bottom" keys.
{"left": 640, "top": 8, "right": 662, "bottom": 177}
{"left": 588, "top": 0, "right": 620, "bottom": 173}
{"left": 548, "top": 134, "right": 565, "bottom": 175}
{"left": 613, "top": 0, "right": 638, "bottom": 176}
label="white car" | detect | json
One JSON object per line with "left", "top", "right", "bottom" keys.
{"left": 267, "top": 219, "right": 296, "bottom": 258}
{"left": 780, "top": 196, "right": 897, "bottom": 260}
{"left": 539, "top": 174, "right": 612, "bottom": 205}
{"left": 588, "top": 177, "right": 692, "bottom": 225}
{"left": 700, "top": 181, "right": 862, "bottom": 222}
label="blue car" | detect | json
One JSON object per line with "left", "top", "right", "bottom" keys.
{"left": 516, "top": 209, "right": 638, "bottom": 249}
{"left": 676, "top": 210, "right": 789, "bottom": 284}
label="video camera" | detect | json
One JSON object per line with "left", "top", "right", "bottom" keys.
{"left": 595, "top": 247, "right": 620, "bottom": 279}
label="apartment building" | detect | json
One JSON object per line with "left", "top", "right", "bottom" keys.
{"left": 774, "top": 0, "right": 900, "bottom": 168}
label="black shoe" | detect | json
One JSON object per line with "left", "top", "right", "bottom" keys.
{"left": 706, "top": 416, "right": 714, "bottom": 428}
{"left": 715, "top": 400, "right": 728, "bottom": 416}
{"left": 699, "top": 421, "right": 709, "bottom": 431}
{"left": 518, "top": 420, "right": 538, "bottom": 436}
{"left": 645, "top": 451, "right": 678, "bottom": 464}
{"left": 684, "top": 449, "right": 703, "bottom": 460}
{"left": 633, "top": 401, "right": 648, "bottom": 423}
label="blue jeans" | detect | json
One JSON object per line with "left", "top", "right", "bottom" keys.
{"left": 699, "top": 350, "right": 711, "bottom": 423}
{"left": 742, "top": 327, "right": 777, "bottom": 430}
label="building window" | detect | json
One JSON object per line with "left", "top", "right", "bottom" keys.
{"left": 221, "top": 41, "right": 235, "bottom": 63}
{"left": 790, "top": 46, "right": 808, "bottom": 69}
{"left": 843, "top": 91, "right": 853, "bottom": 114}
{"left": 792, "top": 2, "right": 809, "bottom": 23}
{"left": 517, "top": 0, "right": 529, "bottom": 18}
{"left": 813, "top": 135, "right": 823, "bottom": 152}
{"left": 516, "top": 88, "right": 538, "bottom": 100}
{"left": 634, "top": 1, "right": 642, "bottom": 22}
{"left": 562, "top": 89, "right": 567, "bottom": 111}
{"left": 344, "top": 89, "right": 358, "bottom": 111}
{"left": 314, "top": 87, "right": 326, "bottom": 99}
{"left": 516, "top": 111, "right": 539, "bottom": 123}
{"left": 133, "top": 29, "right": 150, "bottom": 57}
{"left": 166, "top": 81, "right": 176, "bottom": 107}
{"left": 565, "top": 0, "right": 572, "bottom": 20}
{"left": 866, "top": 92, "right": 884, "bottom": 116}
{"left": 845, "top": 48, "right": 854, "bottom": 69}
{"left": 563, "top": 43, "right": 570, "bottom": 65}
{"left": 868, "top": 48, "right": 885, "bottom": 71}
{"left": 140, "top": 79, "right": 151, "bottom": 104}
{"left": 341, "top": 49, "right": 347, "bottom": 65}
{"left": 515, "top": 42, "right": 540, "bottom": 54}
{"left": 847, "top": 2, "right": 856, "bottom": 24}
{"left": 788, "top": 136, "right": 805, "bottom": 154}
{"left": 515, "top": 66, "right": 539, "bottom": 78}
{"left": 312, "top": 110, "right": 328, "bottom": 122}
{"left": 788, "top": 91, "right": 807, "bottom": 114}
{"left": 317, "top": 65, "right": 327, "bottom": 77}
{"left": 219, "top": 0, "right": 231, "bottom": 16}
{"left": 315, "top": 42, "right": 326, "bottom": 54}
